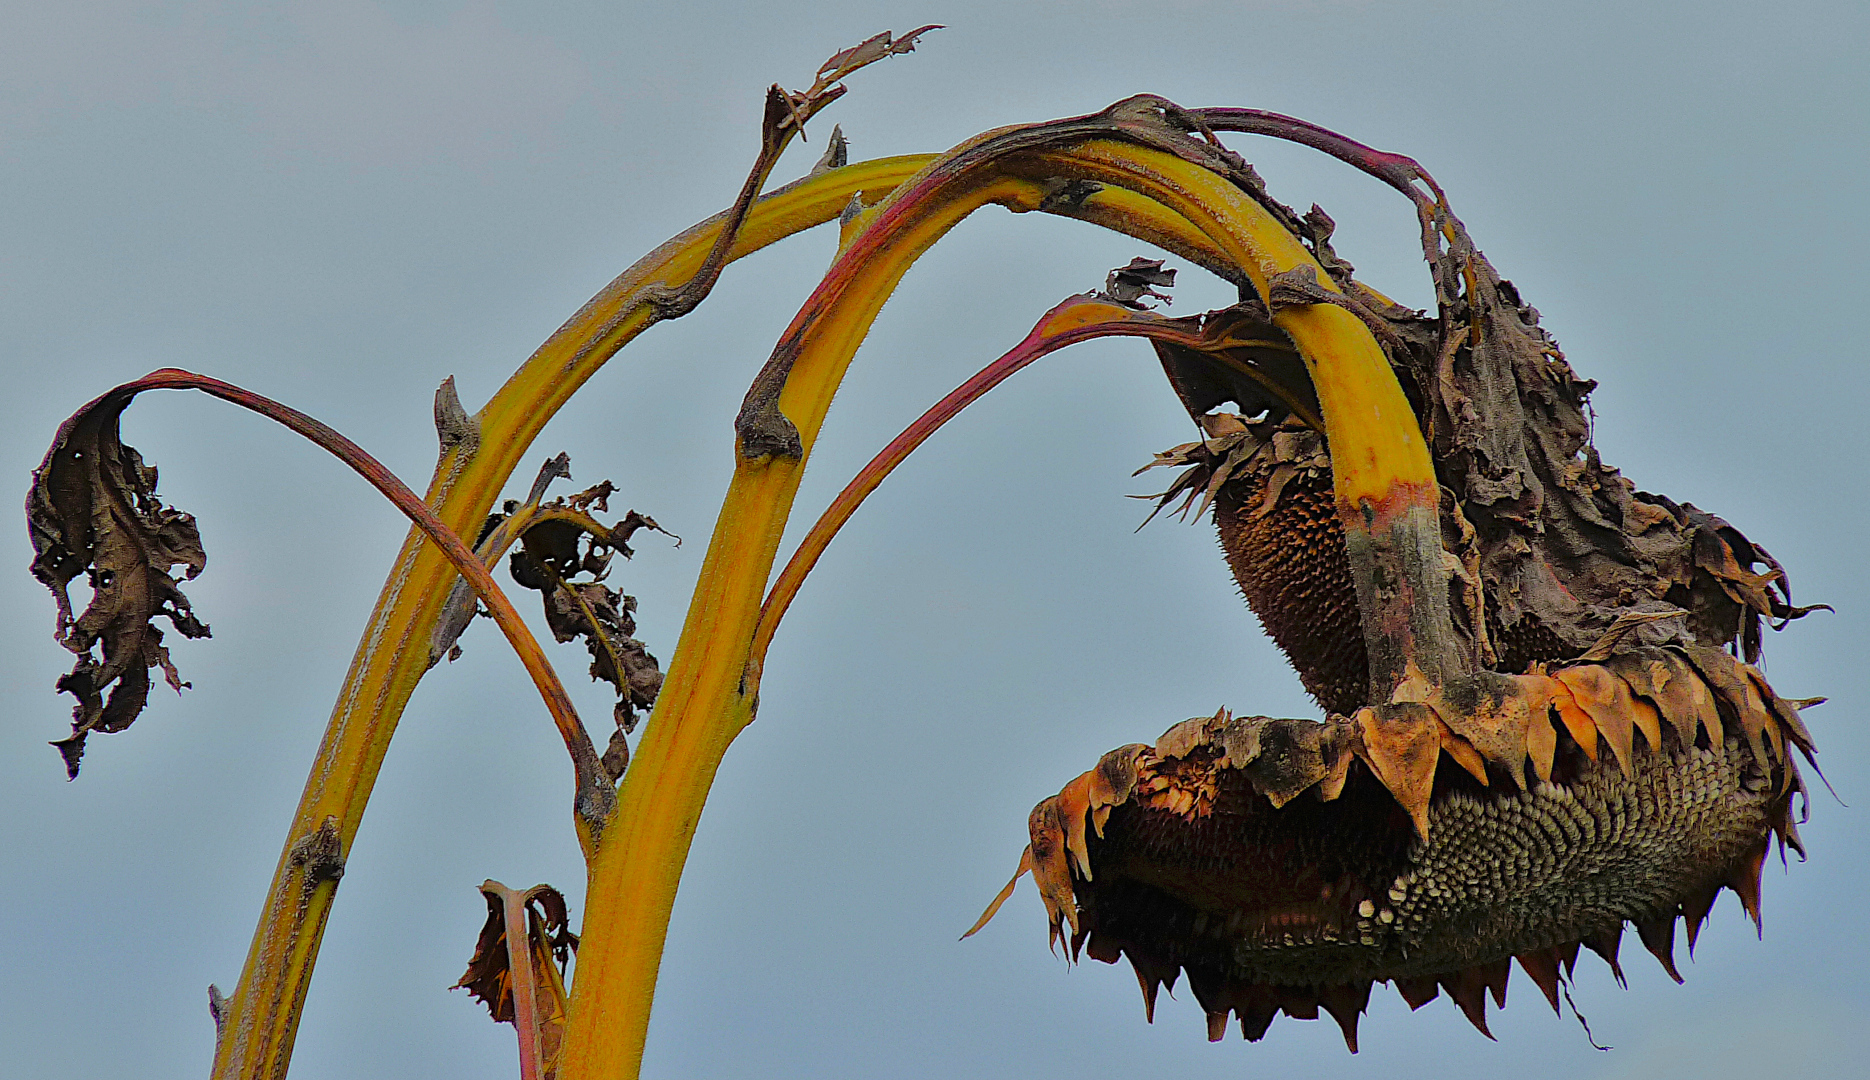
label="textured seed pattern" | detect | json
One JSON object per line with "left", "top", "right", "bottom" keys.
{"left": 1360, "top": 734, "right": 1768, "bottom": 978}
{"left": 1084, "top": 730, "right": 1772, "bottom": 988}
{"left": 1215, "top": 463, "right": 1369, "bottom": 716}
{"left": 999, "top": 654, "right": 1815, "bottom": 1050}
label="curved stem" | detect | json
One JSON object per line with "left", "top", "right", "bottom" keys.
{"left": 747, "top": 294, "right": 1312, "bottom": 682}
{"left": 114, "top": 369, "right": 607, "bottom": 848}
{"left": 1011, "top": 140, "right": 1468, "bottom": 698}
{"left": 559, "top": 165, "right": 1054, "bottom": 1080}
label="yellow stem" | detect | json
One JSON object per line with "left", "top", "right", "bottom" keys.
{"left": 209, "top": 153, "right": 933, "bottom": 1080}
{"left": 1012, "top": 141, "right": 1463, "bottom": 695}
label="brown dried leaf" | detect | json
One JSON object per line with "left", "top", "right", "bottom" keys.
{"left": 811, "top": 25, "right": 942, "bottom": 90}
{"left": 28, "top": 385, "right": 212, "bottom": 777}
{"left": 1104, "top": 256, "right": 1177, "bottom": 309}
{"left": 455, "top": 882, "right": 579, "bottom": 1076}
{"left": 507, "top": 504, "right": 667, "bottom": 736}
{"left": 455, "top": 883, "right": 577, "bottom": 1019}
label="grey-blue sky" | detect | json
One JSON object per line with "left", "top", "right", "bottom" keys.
{"left": 3, "top": 2, "right": 1865, "bottom": 1077}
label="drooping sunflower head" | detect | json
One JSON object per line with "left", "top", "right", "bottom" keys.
{"left": 971, "top": 106, "right": 1825, "bottom": 1051}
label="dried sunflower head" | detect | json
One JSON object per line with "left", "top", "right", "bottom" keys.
{"left": 977, "top": 109, "right": 1826, "bottom": 1051}
{"left": 1003, "top": 645, "right": 1811, "bottom": 1049}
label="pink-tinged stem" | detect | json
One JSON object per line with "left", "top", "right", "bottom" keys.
{"left": 746, "top": 296, "right": 1233, "bottom": 682}
{"left": 496, "top": 883, "right": 546, "bottom": 1080}
{"left": 112, "top": 369, "right": 608, "bottom": 838}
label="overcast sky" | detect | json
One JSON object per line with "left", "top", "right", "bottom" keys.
{"left": 4, "top": 2, "right": 1867, "bottom": 1078}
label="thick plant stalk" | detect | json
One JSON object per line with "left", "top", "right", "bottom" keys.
{"left": 208, "top": 152, "right": 934, "bottom": 1080}
{"left": 209, "top": 136, "right": 1248, "bottom": 1077}
{"left": 558, "top": 113, "right": 1456, "bottom": 1079}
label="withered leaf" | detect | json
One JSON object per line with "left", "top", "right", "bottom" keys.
{"left": 456, "top": 882, "right": 578, "bottom": 1019}
{"left": 476, "top": 474, "right": 673, "bottom": 743}
{"left": 510, "top": 527, "right": 663, "bottom": 734}
{"left": 814, "top": 25, "right": 943, "bottom": 83}
{"left": 456, "top": 881, "right": 579, "bottom": 1076}
{"left": 28, "top": 384, "right": 211, "bottom": 777}
{"left": 1104, "top": 257, "right": 1177, "bottom": 309}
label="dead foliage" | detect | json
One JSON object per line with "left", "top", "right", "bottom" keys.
{"left": 434, "top": 456, "right": 674, "bottom": 781}
{"left": 1139, "top": 109, "right": 1827, "bottom": 709}
{"left": 456, "top": 881, "right": 579, "bottom": 1078}
{"left": 987, "top": 104, "right": 1829, "bottom": 1051}
{"left": 28, "top": 384, "right": 210, "bottom": 777}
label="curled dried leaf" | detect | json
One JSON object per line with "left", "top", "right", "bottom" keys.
{"left": 456, "top": 881, "right": 579, "bottom": 1078}
{"left": 507, "top": 496, "right": 668, "bottom": 735}
{"left": 28, "top": 385, "right": 211, "bottom": 777}
{"left": 812, "top": 25, "right": 943, "bottom": 89}
{"left": 442, "top": 459, "right": 672, "bottom": 749}
{"left": 1103, "top": 256, "right": 1177, "bottom": 309}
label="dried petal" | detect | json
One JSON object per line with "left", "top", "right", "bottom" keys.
{"left": 1554, "top": 665, "right": 1638, "bottom": 776}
